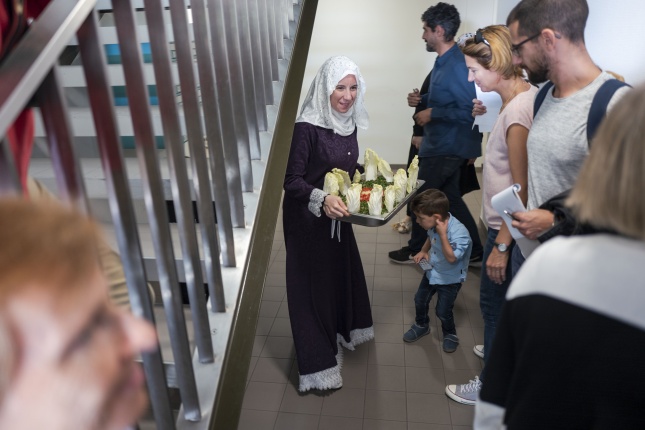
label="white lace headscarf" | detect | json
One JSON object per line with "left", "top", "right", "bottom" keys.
{"left": 296, "top": 56, "right": 369, "bottom": 136}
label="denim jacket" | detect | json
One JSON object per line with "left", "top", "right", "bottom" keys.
{"left": 427, "top": 213, "right": 473, "bottom": 285}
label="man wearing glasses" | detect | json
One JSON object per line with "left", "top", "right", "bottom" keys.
{"left": 502, "top": 0, "right": 630, "bottom": 274}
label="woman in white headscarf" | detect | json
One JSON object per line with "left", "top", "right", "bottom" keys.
{"left": 283, "top": 56, "right": 373, "bottom": 392}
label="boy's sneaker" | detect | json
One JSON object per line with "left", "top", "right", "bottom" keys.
{"left": 403, "top": 324, "right": 430, "bottom": 342}
{"left": 442, "top": 334, "right": 459, "bottom": 353}
{"left": 469, "top": 253, "right": 483, "bottom": 268}
{"left": 389, "top": 246, "right": 416, "bottom": 264}
{"left": 445, "top": 376, "right": 482, "bottom": 405}
{"left": 473, "top": 344, "right": 484, "bottom": 359}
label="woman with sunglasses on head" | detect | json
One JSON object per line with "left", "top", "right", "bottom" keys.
{"left": 444, "top": 25, "right": 537, "bottom": 405}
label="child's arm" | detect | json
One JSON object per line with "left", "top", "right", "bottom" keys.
{"left": 436, "top": 218, "right": 457, "bottom": 263}
{"left": 413, "top": 238, "right": 431, "bottom": 263}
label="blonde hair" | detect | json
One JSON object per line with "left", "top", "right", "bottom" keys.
{"left": 0, "top": 199, "right": 102, "bottom": 403}
{"left": 460, "top": 25, "right": 524, "bottom": 79}
{"left": 567, "top": 84, "right": 645, "bottom": 241}
{"left": 606, "top": 70, "right": 625, "bottom": 82}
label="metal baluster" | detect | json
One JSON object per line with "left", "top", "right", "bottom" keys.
{"left": 111, "top": 0, "right": 201, "bottom": 421}
{"left": 282, "top": 0, "right": 290, "bottom": 38}
{"left": 287, "top": 0, "right": 295, "bottom": 21}
{"left": 246, "top": 0, "right": 268, "bottom": 132}
{"left": 256, "top": 0, "right": 275, "bottom": 106}
{"left": 238, "top": 0, "right": 267, "bottom": 142}
{"left": 0, "top": 137, "right": 22, "bottom": 196}
{"left": 266, "top": 0, "right": 279, "bottom": 81}
{"left": 143, "top": 0, "right": 215, "bottom": 362}
{"left": 76, "top": 9, "right": 175, "bottom": 430}
{"left": 189, "top": 0, "right": 237, "bottom": 267}
{"left": 168, "top": 0, "right": 227, "bottom": 311}
{"left": 229, "top": 0, "right": 261, "bottom": 160}
{"left": 36, "top": 67, "right": 89, "bottom": 213}
{"left": 274, "top": 0, "right": 284, "bottom": 60}
{"left": 208, "top": 0, "right": 248, "bottom": 222}
{"left": 217, "top": 0, "right": 255, "bottom": 188}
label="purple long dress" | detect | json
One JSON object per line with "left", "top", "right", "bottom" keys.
{"left": 283, "top": 122, "right": 373, "bottom": 391}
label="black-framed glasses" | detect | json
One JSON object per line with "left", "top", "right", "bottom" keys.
{"left": 511, "top": 32, "right": 541, "bottom": 56}
{"left": 474, "top": 29, "right": 490, "bottom": 46}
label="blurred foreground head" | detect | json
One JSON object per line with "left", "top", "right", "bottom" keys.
{"left": 0, "top": 199, "right": 156, "bottom": 430}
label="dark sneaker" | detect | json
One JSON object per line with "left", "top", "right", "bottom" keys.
{"left": 403, "top": 324, "right": 430, "bottom": 342}
{"left": 442, "top": 334, "right": 459, "bottom": 353}
{"left": 389, "top": 246, "right": 416, "bottom": 264}
{"left": 469, "top": 253, "right": 483, "bottom": 268}
{"left": 445, "top": 376, "right": 482, "bottom": 405}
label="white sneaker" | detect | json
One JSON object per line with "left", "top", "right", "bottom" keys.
{"left": 473, "top": 344, "right": 484, "bottom": 359}
{"left": 445, "top": 376, "right": 482, "bottom": 406}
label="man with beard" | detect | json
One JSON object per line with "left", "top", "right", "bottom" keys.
{"left": 389, "top": 2, "right": 483, "bottom": 267}
{"left": 505, "top": 0, "right": 630, "bottom": 272}
{"left": 0, "top": 199, "right": 157, "bottom": 430}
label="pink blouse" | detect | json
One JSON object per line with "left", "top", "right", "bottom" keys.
{"left": 482, "top": 85, "right": 537, "bottom": 229}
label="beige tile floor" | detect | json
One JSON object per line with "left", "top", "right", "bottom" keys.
{"left": 238, "top": 191, "right": 484, "bottom": 430}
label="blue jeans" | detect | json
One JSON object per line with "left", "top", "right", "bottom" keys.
{"left": 511, "top": 243, "right": 526, "bottom": 277}
{"left": 479, "top": 228, "right": 515, "bottom": 382}
{"left": 409, "top": 156, "right": 483, "bottom": 257}
{"left": 414, "top": 275, "right": 461, "bottom": 336}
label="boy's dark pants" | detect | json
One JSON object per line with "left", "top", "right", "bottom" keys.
{"left": 414, "top": 275, "right": 461, "bottom": 336}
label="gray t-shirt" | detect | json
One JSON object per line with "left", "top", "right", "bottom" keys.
{"left": 527, "top": 72, "right": 630, "bottom": 209}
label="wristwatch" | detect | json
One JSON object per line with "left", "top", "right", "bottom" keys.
{"left": 494, "top": 242, "right": 509, "bottom": 253}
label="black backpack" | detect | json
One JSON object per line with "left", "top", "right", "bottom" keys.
{"left": 535, "top": 78, "right": 631, "bottom": 243}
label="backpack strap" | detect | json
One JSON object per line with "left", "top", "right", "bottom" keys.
{"left": 533, "top": 79, "right": 631, "bottom": 146}
{"left": 587, "top": 79, "right": 631, "bottom": 143}
{"left": 533, "top": 81, "right": 554, "bottom": 118}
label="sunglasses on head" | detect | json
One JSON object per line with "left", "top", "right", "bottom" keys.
{"left": 474, "top": 29, "right": 490, "bottom": 46}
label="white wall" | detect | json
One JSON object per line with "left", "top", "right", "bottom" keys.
{"left": 300, "top": 0, "right": 496, "bottom": 165}
{"left": 496, "top": 0, "right": 645, "bottom": 86}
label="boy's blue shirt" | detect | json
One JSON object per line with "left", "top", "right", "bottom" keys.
{"left": 427, "top": 213, "right": 473, "bottom": 285}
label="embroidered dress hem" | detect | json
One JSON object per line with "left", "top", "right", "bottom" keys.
{"left": 299, "top": 349, "right": 344, "bottom": 392}
{"left": 338, "top": 326, "right": 374, "bottom": 351}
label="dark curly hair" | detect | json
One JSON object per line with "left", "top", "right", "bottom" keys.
{"left": 421, "top": 2, "right": 461, "bottom": 42}
{"left": 507, "top": 0, "right": 588, "bottom": 44}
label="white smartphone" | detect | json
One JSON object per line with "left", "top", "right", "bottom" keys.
{"left": 418, "top": 259, "right": 432, "bottom": 271}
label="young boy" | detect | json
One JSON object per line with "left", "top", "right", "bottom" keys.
{"left": 403, "top": 189, "right": 473, "bottom": 353}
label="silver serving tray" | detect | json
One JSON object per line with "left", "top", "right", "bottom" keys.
{"left": 339, "top": 180, "right": 425, "bottom": 227}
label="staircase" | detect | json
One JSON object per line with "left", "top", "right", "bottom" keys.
{"left": 0, "top": 0, "right": 318, "bottom": 428}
